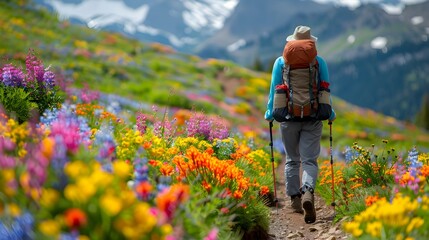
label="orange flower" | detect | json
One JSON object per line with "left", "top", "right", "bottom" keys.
{"left": 143, "top": 141, "right": 152, "bottom": 149}
{"left": 148, "top": 160, "right": 161, "bottom": 167}
{"left": 41, "top": 137, "right": 55, "bottom": 159}
{"left": 260, "top": 186, "right": 270, "bottom": 196}
{"left": 364, "top": 195, "right": 385, "bottom": 207}
{"left": 233, "top": 190, "right": 243, "bottom": 199}
{"left": 156, "top": 184, "right": 189, "bottom": 219}
{"left": 64, "top": 208, "right": 87, "bottom": 229}
{"left": 421, "top": 165, "right": 429, "bottom": 177}
{"left": 160, "top": 163, "right": 174, "bottom": 176}
{"left": 202, "top": 180, "right": 212, "bottom": 192}
{"left": 136, "top": 181, "right": 153, "bottom": 200}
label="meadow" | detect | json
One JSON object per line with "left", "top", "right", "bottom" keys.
{"left": 1, "top": 1, "right": 429, "bottom": 239}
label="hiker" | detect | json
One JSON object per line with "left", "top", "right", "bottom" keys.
{"left": 264, "top": 25, "right": 336, "bottom": 224}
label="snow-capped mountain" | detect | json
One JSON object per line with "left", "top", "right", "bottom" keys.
{"left": 35, "top": 0, "right": 239, "bottom": 49}
{"left": 34, "top": 0, "right": 427, "bottom": 51}
{"left": 31, "top": 0, "right": 429, "bottom": 122}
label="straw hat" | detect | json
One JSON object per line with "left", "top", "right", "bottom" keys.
{"left": 286, "top": 25, "right": 318, "bottom": 42}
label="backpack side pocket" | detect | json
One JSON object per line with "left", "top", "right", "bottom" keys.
{"left": 316, "top": 89, "right": 331, "bottom": 120}
{"left": 273, "top": 84, "right": 290, "bottom": 122}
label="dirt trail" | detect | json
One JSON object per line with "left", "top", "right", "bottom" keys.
{"left": 268, "top": 158, "right": 349, "bottom": 240}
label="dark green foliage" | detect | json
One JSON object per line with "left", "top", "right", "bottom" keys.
{"left": 416, "top": 94, "right": 429, "bottom": 130}
{"left": 0, "top": 84, "right": 37, "bottom": 123}
{"left": 27, "top": 85, "right": 65, "bottom": 117}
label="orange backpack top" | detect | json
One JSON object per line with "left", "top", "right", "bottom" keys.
{"left": 272, "top": 39, "right": 331, "bottom": 122}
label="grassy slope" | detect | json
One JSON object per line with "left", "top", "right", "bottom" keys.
{"left": 1, "top": 1, "right": 428, "bottom": 154}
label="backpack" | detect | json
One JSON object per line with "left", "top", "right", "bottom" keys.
{"left": 272, "top": 39, "right": 331, "bottom": 122}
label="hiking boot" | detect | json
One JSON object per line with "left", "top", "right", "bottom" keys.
{"left": 290, "top": 194, "right": 303, "bottom": 213}
{"left": 302, "top": 190, "right": 316, "bottom": 223}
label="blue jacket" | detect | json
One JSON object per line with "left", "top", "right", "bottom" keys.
{"left": 264, "top": 55, "right": 336, "bottom": 121}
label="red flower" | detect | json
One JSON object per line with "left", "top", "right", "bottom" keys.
{"left": 366, "top": 178, "right": 372, "bottom": 184}
{"left": 64, "top": 208, "right": 87, "bottom": 229}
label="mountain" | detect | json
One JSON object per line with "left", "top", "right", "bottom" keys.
{"left": 209, "top": 1, "right": 429, "bottom": 122}
{"left": 33, "top": 0, "right": 239, "bottom": 52}
{"left": 29, "top": 0, "right": 429, "bottom": 121}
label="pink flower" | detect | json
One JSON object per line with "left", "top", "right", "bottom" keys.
{"left": 204, "top": 228, "right": 218, "bottom": 240}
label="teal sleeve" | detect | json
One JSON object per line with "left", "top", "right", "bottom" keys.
{"left": 264, "top": 57, "right": 284, "bottom": 121}
{"left": 317, "top": 56, "right": 336, "bottom": 121}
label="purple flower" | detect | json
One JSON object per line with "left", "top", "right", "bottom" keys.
{"left": 25, "top": 50, "right": 45, "bottom": 84}
{"left": 136, "top": 112, "right": 147, "bottom": 134}
{"left": 1, "top": 64, "right": 25, "bottom": 87}
{"left": 186, "top": 113, "right": 229, "bottom": 141}
{"left": 186, "top": 113, "right": 211, "bottom": 140}
{"left": 43, "top": 70, "right": 56, "bottom": 89}
{"left": 80, "top": 85, "right": 100, "bottom": 103}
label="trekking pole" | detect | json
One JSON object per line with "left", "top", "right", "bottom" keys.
{"left": 269, "top": 121, "right": 279, "bottom": 212}
{"left": 329, "top": 121, "right": 336, "bottom": 214}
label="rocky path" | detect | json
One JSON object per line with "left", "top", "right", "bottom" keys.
{"left": 268, "top": 158, "right": 349, "bottom": 240}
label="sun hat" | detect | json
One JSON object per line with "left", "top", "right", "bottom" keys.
{"left": 286, "top": 25, "right": 318, "bottom": 42}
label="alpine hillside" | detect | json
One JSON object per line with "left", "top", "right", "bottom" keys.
{"left": 32, "top": 0, "right": 429, "bottom": 123}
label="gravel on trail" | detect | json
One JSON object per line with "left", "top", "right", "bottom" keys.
{"left": 267, "top": 158, "right": 350, "bottom": 240}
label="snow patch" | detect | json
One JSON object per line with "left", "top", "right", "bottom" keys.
{"left": 411, "top": 16, "right": 424, "bottom": 25}
{"left": 312, "top": 0, "right": 428, "bottom": 12}
{"left": 371, "top": 37, "right": 388, "bottom": 53}
{"left": 47, "top": 0, "right": 149, "bottom": 29}
{"left": 347, "top": 35, "right": 356, "bottom": 44}
{"left": 380, "top": 4, "right": 403, "bottom": 14}
{"left": 227, "top": 39, "right": 246, "bottom": 52}
{"left": 180, "top": 0, "right": 239, "bottom": 32}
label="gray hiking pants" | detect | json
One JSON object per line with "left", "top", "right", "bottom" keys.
{"left": 280, "top": 120, "right": 322, "bottom": 196}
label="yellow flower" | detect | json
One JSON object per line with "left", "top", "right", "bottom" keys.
{"left": 135, "top": 135, "right": 143, "bottom": 144}
{"left": 8, "top": 203, "right": 21, "bottom": 217}
{"left": 343, "top": 221, "right": 363, "bottom": 238}
{"left": 39, "top": 220, "right": 61, "bottom": 237}
{"left": 90, "top": 170, "right": 113, "bottom": 188}
{"left": 113, "top": 161, "right": 131, "bottom": 179}
{"left": 65, "top": 161, "right": 88, "bottom": 179}
{"left": 18, "top": 148, "right": 27, "bottom": 158}
{"left": 366, "top": 221, "right": 382, "bottom": 237}
{"left": 40, "top": 188, "right": 60, "bottom": 208}
{"left": 134, "top": 203, "right": 157, "bottom": 232}
{"left": 161, "top": 224, "right": 173, "bottom": 235}
{"left": 65, "top": 184, "right": 90, "bottom": 203}
{"left": 76, "top": 178, "right": 96, "bottom": 200}
{"left": 100, "top": 194, "right": 122, "bottom": 216}
{"left": 406, "top": 217, "right": 424, "bottom": 233}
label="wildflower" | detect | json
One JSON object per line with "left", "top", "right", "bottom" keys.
{"left": 204, "top": 228, "right": 219, "bottom": 240}
{"left": 113, "top": 160, "right": 131, "bottom": 179}
{"left": 136, "top": 181, "right": 153, "bottom": 200}
{"left": 260, "top": 186, "right": 270, "bottom": 196}
{"left": 100, "top": 194, "right": 122, "bottom": 216}
{"left": 41, "top": 137, "right": 55, "bottom": 159}
{"left": 343, "top": 221, "right": 363, "bottom": 238}
{"left": 233, "top": 190, "right": 243, "bottom": 199}
{"left": 1, "top": 64, "right": 25, "bottom": 87}
{"left": 406, "top": 217, "right": 424, "bottom": 233}
{"left": 160, "top": 163, "right": 174, "bottom": 176}
{"left": 38, "top": 219, "right": 61, "bottom": 237}
{"left": 366, "top": 221, "right": 382, "bottom": 237}
{"left": 64, "top": 208, "right": 87, "bottom": 229}
{"left": 40, "top": 188, "right": 60, "bottom": 208}
{"left": 43, "top": 70, "right": 55, "bottom": 89}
